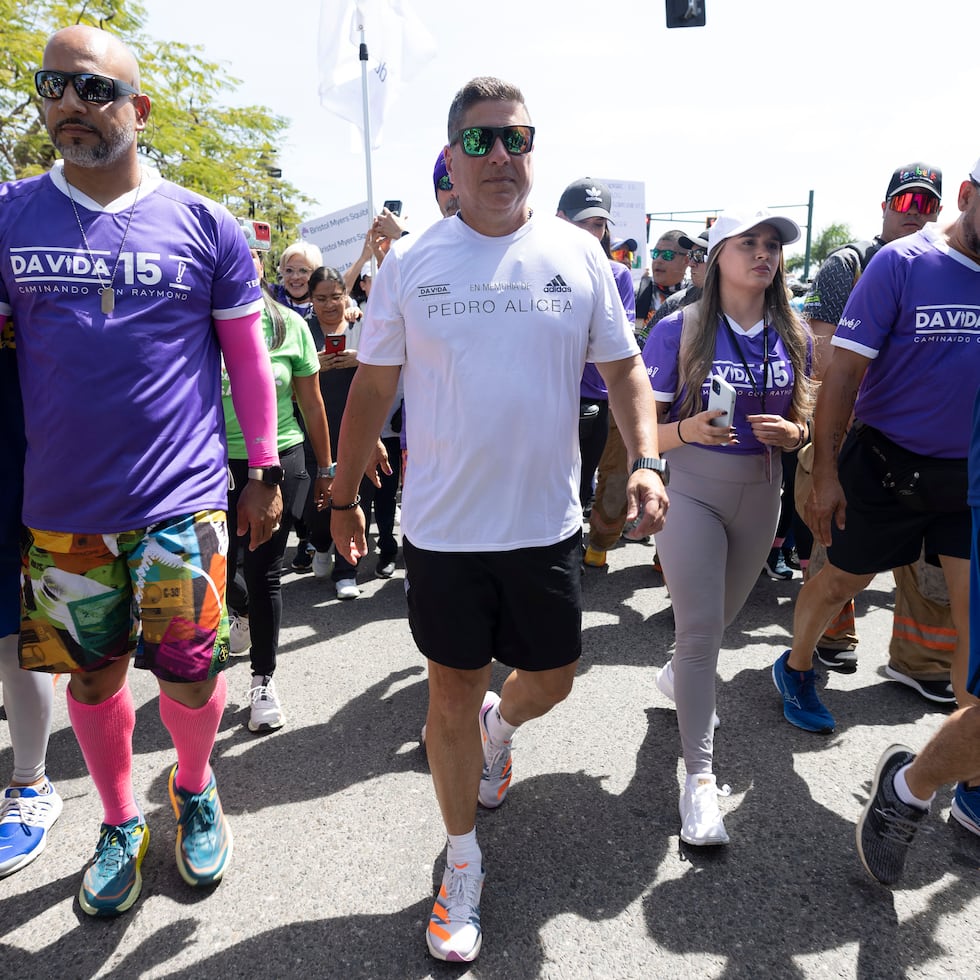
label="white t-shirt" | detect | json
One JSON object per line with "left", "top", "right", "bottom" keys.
{"left": 358, "top": 213, "right": 638, "bottom": 551}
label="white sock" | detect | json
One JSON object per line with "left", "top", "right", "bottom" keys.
{"left": 446, "top": 829, "right": 482, "bottom": 871}
{"left": 894, "top": 764, "right": 933, "bottom": 810}
{"left": 485, "top": 700, "right": 517, "bottom": 744}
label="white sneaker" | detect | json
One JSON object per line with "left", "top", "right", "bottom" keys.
{"left": 426, "top": 860, "right": 485, "bottom": 962}
{"left": 656, "top": 659, "right": 720, "bottom": 730}
{"left": 335, "top": 578, "right": 360, "bottom": 600}
{"left": 312, "top": 551, "right": 332, "bottom": 579}
{"left": 247, "top": 675, "right": 285, "bottom": 732}
{"left": 679, "top": 773, "right": 730, "bottom": 846}
{"left": 478, "top": 692, "right": 513, "bottom": 809}
{"left": 228, "top": 614, "right": 251, "bottom": 656}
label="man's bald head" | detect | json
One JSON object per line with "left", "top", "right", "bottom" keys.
{"left": 44, "top": 25, "right": 141, "bottom": 91}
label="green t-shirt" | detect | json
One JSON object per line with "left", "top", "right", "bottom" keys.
{"left": 222, "top": 303, "right": 320, "bottom": 459}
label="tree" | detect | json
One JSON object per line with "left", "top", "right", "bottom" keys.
{"left": 786, "top": 222, "right": 854, "bottom": 275}
{"left": 0, "top": 0, "right": 311, "bottom": 254}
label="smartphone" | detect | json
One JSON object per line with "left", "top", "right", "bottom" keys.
{"left": 382, "top": 199, "right": 402, "bottom": 216}
{"left": 707, "top": 375, "right": 736, "bottom": 427}
{"left": 323, "top": 335, "right": 346, "bottom": 354}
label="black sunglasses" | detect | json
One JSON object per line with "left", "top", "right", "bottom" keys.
{"left": 437, "top": 174, "right": 453, "bottom": 191}
{"left": 450, "top": 125, "right": 535, "bottom": 157}
{"left": 35, "top": 70, "right": 140, "bottom": 105}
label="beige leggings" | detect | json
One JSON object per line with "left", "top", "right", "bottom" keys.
{"left": 656, "top": 445, "right": 782, "bottom": 774}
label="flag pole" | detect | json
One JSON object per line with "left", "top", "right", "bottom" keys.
{"left": 358, "top": 21, "right": 377, "bottom": 273}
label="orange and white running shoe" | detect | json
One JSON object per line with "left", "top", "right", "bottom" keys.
{"left": 426, "top": 861, "right": 485, "bottom": 962}
{"left": 478, "top": 692, "right": 513, "bottom": 809}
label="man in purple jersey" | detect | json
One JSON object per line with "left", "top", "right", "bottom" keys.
{"left": 773, "top": 158, "right": 980, "bottom": 734}
{"left": 0, "top": 26, "right": 282, "bottom": 916}
{"left": 855, "top": 382, "right": 980, "bottom": 885}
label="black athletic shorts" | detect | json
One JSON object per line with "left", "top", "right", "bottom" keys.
{"left": 403, "top": 531, "right": 582, "bottom": 672}
{"left": 827, "top": 428, "right": 970, "bottom": 575}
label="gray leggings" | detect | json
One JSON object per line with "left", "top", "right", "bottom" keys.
{"left": 656, "top": 445, "right": 782, "bottom": 775}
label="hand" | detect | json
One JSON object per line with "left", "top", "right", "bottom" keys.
{"left": 804, "top": 469, "right": 847, "bottom": 548}
{"left": 682, "top": 409, "right": 739, "bottom": 447}
{"left": 624, "top": 470, "right": 669, "bottom": 538}
{"left": 343, "top": 306, "right": 362, "bottom": 324}
{"left": 745, "top": 414, "right": 798, "bottom": 449}
{"left": 313, "top": 475, "right": 333, "bottom": 512}
{"left": 331, "top": 504, "right": 369, "bottom": 563}
{"left": 372, "top": 209, "right": 408, "bottom": 240}
{"left": 363, "top": 440, "right": 393, "bottom": 488}
{"left": 237, "top": 481, "right": 283, "bottom": 550}
{"left": 331, "top": 348, "right": 359, "bottom": 370}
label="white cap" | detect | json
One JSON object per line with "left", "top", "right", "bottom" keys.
{"left": 971, "top": 158, "right": 980, "bottom": 183}
{"left": 707, "top": 207, "right": 801, "bottom": 255}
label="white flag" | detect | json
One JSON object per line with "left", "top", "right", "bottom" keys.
{"left": 318, "top": 0, "right": 437, "bottom": 149}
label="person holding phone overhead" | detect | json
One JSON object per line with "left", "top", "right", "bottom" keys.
{"left": 641, "top": 208, "right": 815, "bottom": 845}
{"left": 305, "top": 267, "right": 388, "bottom": 599}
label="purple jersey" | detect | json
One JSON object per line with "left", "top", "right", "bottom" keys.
{"left": 0, "top": 164, "right": 263, "bottom": 533}
{"left": 580, "top": 260, "right": 636, "bottom": 400}
{"left": 643, "top": 309, "right": 795, "bottom": 455}
{"left": 831, "top": 228, "right": 980, "bottom": 458}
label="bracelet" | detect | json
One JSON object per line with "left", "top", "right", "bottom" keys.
{"left": 677, "top": 419, "right": 692, "bottom": 445}
{"left": 316, "top": 463, "right": 336, "bottom": 479}
{"left": 328, "top": 494, "right": 361, "bottom": 511}
{"left": 787, "top": 422, "right": 806, "bottom": 452}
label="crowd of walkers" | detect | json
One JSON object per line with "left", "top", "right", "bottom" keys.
{"left": 1, "top": 27, "right": 979, "bottom": 968}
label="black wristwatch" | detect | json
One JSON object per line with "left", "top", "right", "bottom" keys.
{"left": 247, "top": 465, "right": 285, "bottom": 486}
{"left": 630, "top": 456, "right": 670, "bottom": 486}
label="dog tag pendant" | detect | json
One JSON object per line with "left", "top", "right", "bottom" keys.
{"left": 100, "top": 287, "right": 114, "bottom": 314}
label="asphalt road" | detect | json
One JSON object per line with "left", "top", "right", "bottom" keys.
{"left": 1, "top": 529, "right": 978, "bottom": 979}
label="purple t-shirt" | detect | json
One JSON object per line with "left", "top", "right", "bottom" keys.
{"left": 0, "top": 164, "right": 263, "bottom": 532}
{"left": 831, "top": 228, "right": 980, "bottom": 458}
{"left": 642, "top": 309, "right": 795, "bottom": 455}
{"left": 580, "top": 260, "right": 636, "bottom": 400}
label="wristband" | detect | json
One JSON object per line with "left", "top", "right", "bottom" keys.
{"left": 316, "top": 463, "right": 336, "bottom": 479}
{"left": 677, "top": 419, "right": 692, "bottom": 445}
{"left": 328, "top": 494, "right": 361, "bottom": 511}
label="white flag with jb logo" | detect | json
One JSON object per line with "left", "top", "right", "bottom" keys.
{"left": 318, "top": 0, "right": 436, "bottom": 149}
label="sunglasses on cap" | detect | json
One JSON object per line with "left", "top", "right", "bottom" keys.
{"left": 35, "top": 69, "right": 140, "bottom": 105}
{"left": 887, "top": 191, "right": 940, "bottom": 216}
{"left": 688, "top": 247, "right": 707, "bottom": 265}
{"left": 451, "top": 125, "right": 535, "bottom": 157}
{"left": 650, "top": 247, "right": 687, "bottom": 262}
{"left": 436, "top": 174, "right": 453, "bottom": 191}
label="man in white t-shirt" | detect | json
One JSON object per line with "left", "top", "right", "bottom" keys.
{"left": 330, "top": 76, "right": 668, "bottom": 963}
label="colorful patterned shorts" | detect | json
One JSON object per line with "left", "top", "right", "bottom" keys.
{"left": 20, "top": 510, "right": 230, "bottom": 682}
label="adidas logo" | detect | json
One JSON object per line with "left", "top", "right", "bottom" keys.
{"left": 544, "top": 274, "right": 571, "bottom": 293}
{"left": 585, "top": 185, "right": 603, "bottom": 202}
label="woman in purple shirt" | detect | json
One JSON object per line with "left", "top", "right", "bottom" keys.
{"left": 642, "top": 209, "right": 814, "bottom": 846}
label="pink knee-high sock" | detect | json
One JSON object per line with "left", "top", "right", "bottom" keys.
{"left": 159, "top": 672, "right": 227, "bottom": 794}
{"left": 67, "top": 683, "right": 139, "bottom": 826}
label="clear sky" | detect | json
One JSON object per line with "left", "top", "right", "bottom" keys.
{"left": 144, "top": 0, "right": 977, "bottom": 264}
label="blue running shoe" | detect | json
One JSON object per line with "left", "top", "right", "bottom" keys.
{"left": 79, "top": 815, "right": 149, "bottom": 916}
{"left": 772, "top": 650, "right": 835, "bottom": 733}
{"left": 168, "top": 766, "right": 233, "bottom": 886}
{"left": 951, "top": 781, "right": 980, "bottom": 837}
{"left": 0, "top": 780, "right": 63, "bottom": 879}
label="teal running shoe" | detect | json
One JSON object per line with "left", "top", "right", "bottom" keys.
{"left": 79, "top": 815, "right": 149, "bottom": 916}
{"left": 168, "top": 766, "right": 233, "bottom": 886}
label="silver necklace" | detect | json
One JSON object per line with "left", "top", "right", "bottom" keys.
{"left": 65, "top": 171, "right": 143, "bottom": 315}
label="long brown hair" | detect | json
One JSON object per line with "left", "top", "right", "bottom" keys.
{"left": 674, "top": 241, "right": 815, "bottom": 423}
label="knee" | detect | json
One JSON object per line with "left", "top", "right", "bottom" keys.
{"left": 806, "top": 565, "right": 861, "bottom": 609}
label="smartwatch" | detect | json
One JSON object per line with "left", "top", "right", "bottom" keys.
{"left": 630, "top": 456, "right": 670, "bottom": 486}
{"left": 247, "top": 465, "right": 285, "bottom": 486}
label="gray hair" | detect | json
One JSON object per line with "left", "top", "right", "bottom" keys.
{"left": 447, "top": 77, "right": 527, "bottom": 141}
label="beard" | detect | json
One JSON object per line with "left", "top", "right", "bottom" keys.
{"left": 53, "top": 118, "right": 134, "bottom": 168}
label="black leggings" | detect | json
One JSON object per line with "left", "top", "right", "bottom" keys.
{"left": 227, "top": 443, "right": 306, "bottom": 676}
